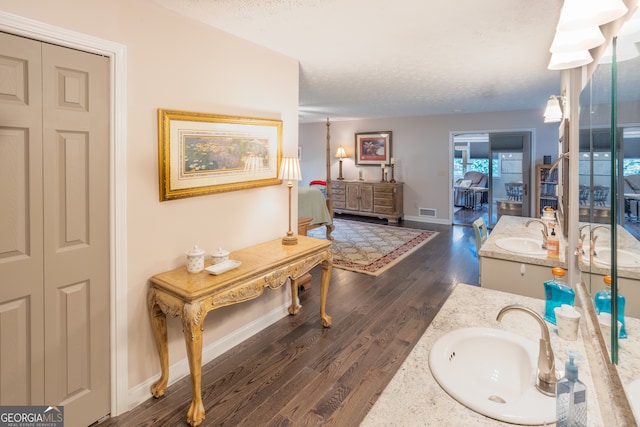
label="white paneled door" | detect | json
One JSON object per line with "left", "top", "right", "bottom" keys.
{"left": 0, "top": 32, "right": 110, "bottom": 426}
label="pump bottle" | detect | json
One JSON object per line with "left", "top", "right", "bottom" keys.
{"left": 556, "top": 350, "right": 587, "bottom": 427}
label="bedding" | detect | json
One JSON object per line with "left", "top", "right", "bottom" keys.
{"left": 298, "top": 186, "right": 334, "bottom": 240}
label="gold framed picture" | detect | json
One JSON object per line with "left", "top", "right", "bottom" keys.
{"left": 157, "top": 109, "right": 282, "bottom": 201}
{"left": 355, "top": 131, "right": 392, "bottom": 165}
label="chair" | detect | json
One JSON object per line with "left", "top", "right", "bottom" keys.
{"left": 579, "top": 185, "right": 589, "bottom": 205}
{"left": 505, "top": 182, "right": 523, "bottom": 201}
{"left": 454, "top": 171, "right": 488, "bottom": 207}
{"left": 593, "top": 185, "right": 609, "bottom": 206}
{"left": 472, "top": 217, "right": 489, "bottom": 254}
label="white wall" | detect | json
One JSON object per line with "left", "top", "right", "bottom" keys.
{"left": 300, "top": 110, "right": 559, "bottom": 222}
{"left": 0, "top": 0, "right": 300, "bottom": 405}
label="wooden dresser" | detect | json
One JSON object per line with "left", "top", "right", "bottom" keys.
{"left": 331, "top": 180, "right": 403, "bottom": 223}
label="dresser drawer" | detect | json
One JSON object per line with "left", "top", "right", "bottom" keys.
{"left": 374, "top": 205, "right": 395, "bottom": 215}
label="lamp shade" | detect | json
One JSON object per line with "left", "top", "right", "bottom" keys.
{"left": 278, "top": 157, "right": 302, "bottom": 181}
{"left": 335, "top": 146, "right": 347, "bottom": 159}
{"left": 557, "top": 0, "right": 628, "bottom": 31}
{"left": 543, "top": 96, "right": 563, "bottom": 123}
{"left": 548, "top": 49, "right": 593, "bottom": 70}
{"left": 550, "top": 27, "right": 605, "bottom": 53}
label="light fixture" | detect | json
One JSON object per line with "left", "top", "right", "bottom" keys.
{"left": 278, "top": 157, "right": 302, "bottom": 245}
{"left": 556, "top": 0, "right": 628, "bottom": 31}
{"left": 335, "top": 146, "right": 347, "bottom": 180}
{"left": 548, "top": 0, "right": 629, "bottom": 70}
{"left": 548, "top": 49, "right": 593, "bottom": 70}
{"left": 549, "top": 27, "right": 605, "bottom": 53}
{"left": 543, "top": 95, "right": 564, "bottom": 123}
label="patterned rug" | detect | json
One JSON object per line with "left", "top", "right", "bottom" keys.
{"left": 307, "top": 218, "right": 439, "bottom": 276}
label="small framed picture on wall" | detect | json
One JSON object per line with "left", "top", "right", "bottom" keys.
{"left": 355, "top": 131, "right": 392, "bottom": 165}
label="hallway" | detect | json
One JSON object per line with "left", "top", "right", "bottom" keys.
{"left": 102, "top": 220, "right": 479, "bottom": 426}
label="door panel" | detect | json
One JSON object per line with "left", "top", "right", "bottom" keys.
{"left": 42, "top": 43, "right": 110, "bottom": 425}
{"left": 0, "top": 32, "right": 44, "bottom": 405}
{"left": 0, "top": 32, "right": 110, "bottom": 426}
{"left": 488, "top": 132, "right": 532, "bottom": 226}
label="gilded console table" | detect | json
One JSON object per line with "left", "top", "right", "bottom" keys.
{"left": 147, "top": 236, "right": 333, "bottom": 426}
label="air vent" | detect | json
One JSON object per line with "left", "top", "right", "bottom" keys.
{"left": 419, "top": 208, "right": 436, "bottom": 217}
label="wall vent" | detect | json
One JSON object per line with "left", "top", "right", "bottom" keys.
{"left": 419, "top": 208, "right": 436, "bottom": 217}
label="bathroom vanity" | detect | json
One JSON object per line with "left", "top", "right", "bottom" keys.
{"left": 478, "top": 216, "right": 567, "bottom": 299}
{"left": 361, "top": 284, "right": 609, "bottom": 426}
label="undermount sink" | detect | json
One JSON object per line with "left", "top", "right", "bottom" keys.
{"left": 591, "top": 247, "right": 640, "bottom": 269}
{"left": 429, "top": 327, "right": 556, "bottom": 425}
{"left": 495, "top": 237, "right": 547, "bottom": 256}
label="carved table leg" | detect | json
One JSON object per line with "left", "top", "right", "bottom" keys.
{"left": 288, "top": 276, "right": 301, "bottom": 315}
{"left": 319, "top": 260, "right": 332, "bottom": 327}
{"left": 182, "top": 303, "right": 206, "bottom": 427}
{"left": 147, "top": 291, "right": 170, "bottom": 398}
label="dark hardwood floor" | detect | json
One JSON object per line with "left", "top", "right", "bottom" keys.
{"left": 102, "top": 217, "right": 479, "bottom": 427}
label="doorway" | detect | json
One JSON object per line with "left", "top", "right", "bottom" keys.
{"left": 452, "top": 131, "right": 532, "bottom": 227}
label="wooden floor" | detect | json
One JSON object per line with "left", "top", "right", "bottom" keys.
{"left": 101, "top": 217, "right": 479, "bottom": 427}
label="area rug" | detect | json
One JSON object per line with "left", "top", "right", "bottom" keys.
{"left": 307, "top": 218, "right": 438, "bottom": 276}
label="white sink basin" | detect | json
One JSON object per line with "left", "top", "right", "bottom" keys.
{"left": 592, "top": 248, "right": 640, "bottom": 269}
{"left": 495, "top": 237, "right": 547, "bottom": 256}
{"left": 429, "top": 327, "right": 556, "bottom": 425}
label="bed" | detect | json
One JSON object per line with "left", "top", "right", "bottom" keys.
{"left": 297, "top": 119, "right": 335, "bottom": 241}
{"left": 298, "top": 185, "right": 334, "bottom": 240}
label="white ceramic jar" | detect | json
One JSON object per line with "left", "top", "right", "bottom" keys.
{"left": 211, "top": 247, "right": 230, "bottom": 265}
{"left": 186, "top": 245, "right": 206, "bottom": 273}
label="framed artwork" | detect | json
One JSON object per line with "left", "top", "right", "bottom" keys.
{"left": 158, "top": 109, "right": 282, "bottom": 201}
{"left": 355, "top": 131, "right": 392, "bottom": 165}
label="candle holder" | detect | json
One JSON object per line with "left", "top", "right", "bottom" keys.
{"left": 390, "top": 164, "right": 396, "bottom": 183}
{"left": 380, "top": 166, "right": 386, "bottom": 182}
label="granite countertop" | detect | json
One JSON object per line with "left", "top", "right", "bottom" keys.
{"left": 478, "top": 216, "right": 567, "bottom": 269}
{"left": 616, "top": 316, "right": 640, "bottom": 408}
{"left": 361, "top": 284, "right": 603, "bottom": 426}
{"left": 577, "top": 222, "right": 640, "bottom": 280}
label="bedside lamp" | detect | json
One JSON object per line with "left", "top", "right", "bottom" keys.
{"left": 279, "top": 157, "right": 302, "bottom": 245}
{"left": 335, "top": 146, "right": 347, "bottom": 180}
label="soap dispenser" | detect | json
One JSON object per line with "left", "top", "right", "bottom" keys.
{"left": 544, "top": 267, "right": 575, "bottom": 325}
{"left": 547, "top": 227, "right": 560, "bottom": 259}
{"left": 556, "top": 350, "right": 587, "bottom": 427}
{"left": 594, "top": 275, "right": 627, "bottom": 339}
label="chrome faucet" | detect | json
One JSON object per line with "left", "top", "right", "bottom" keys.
{"left": 589, "top": 225, "right": 609, "bottom": 257}
{"left": 525, "top": 219, "right": 548, "bottom": 249}
{"left": 578, "top": 224, "right": 591, "bottom": 256}
{"left": 496, "top": 304, "right": 559, "bottom": 397}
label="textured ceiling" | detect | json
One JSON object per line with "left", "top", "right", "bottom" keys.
{"left": 152, "top": 0, "right": 563, "bottom": 123}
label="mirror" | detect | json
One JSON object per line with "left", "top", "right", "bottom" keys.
{"left": 578, "top": 34, "right": 640, "bottom": 416}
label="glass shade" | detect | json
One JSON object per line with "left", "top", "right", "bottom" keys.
{"left": 335, "top": 146, "right": 347, "bottom": 159}
{"left": 556, "top": 0, "right": 628, "bottom": 31}
{"left": 279, "top": 157, "right": 302, "bottom": 181}
{"left": 548, "top": 49, "right": 593, "bottom": 70}
{"left": 550, "top": 27, "right": 605, "bottom": 52}
{"left": 543, "top": 96, "right": 563, "bottom": 123}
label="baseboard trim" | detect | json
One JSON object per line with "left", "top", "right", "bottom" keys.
{"left": 126, "top": 301, "right": 292, "bottom": 412}
{"left": 404, "top": 214, "right": 451, "bottom": 225}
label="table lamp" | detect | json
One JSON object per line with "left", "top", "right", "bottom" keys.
{"left": 279, "top": 156, "right": 302, "bottom": 245}
{"left": 335, "top": 146, "right": 347, "bottom": 180}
